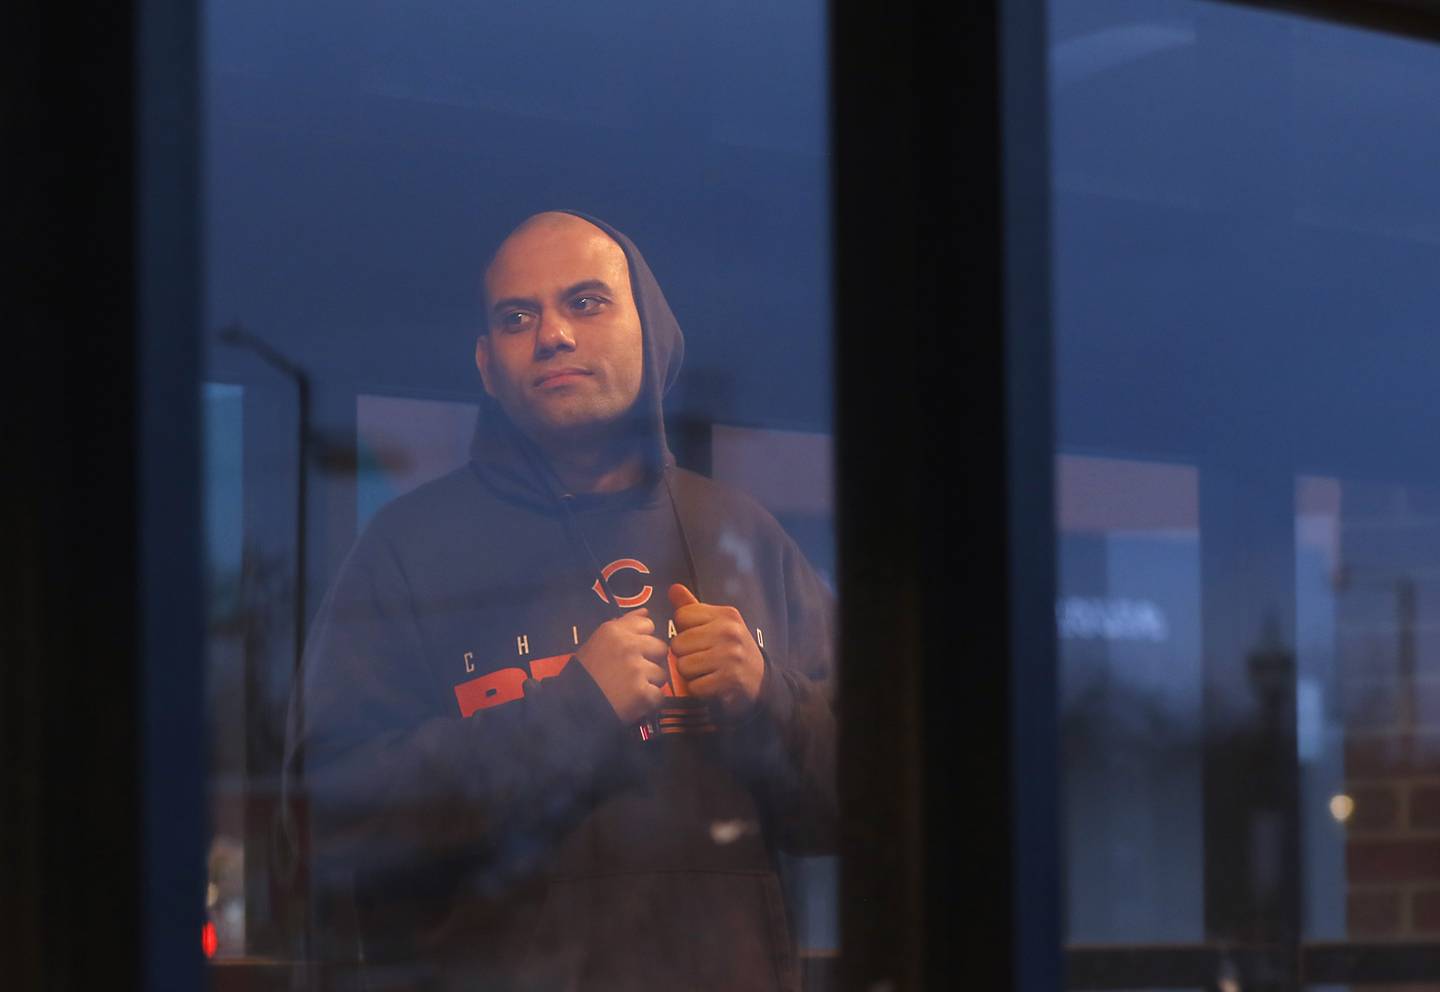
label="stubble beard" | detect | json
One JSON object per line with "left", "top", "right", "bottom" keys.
{"left": 526, "top": 400, "right": 647, "bottom": 468}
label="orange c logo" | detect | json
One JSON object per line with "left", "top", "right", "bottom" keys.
{"left": 591, "top": 558, "right": 653, "bottom": 609}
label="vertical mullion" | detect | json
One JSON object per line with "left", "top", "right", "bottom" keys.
{"left": 831, "top": 0, "right": 1056, "bottom": 988}
{"left": 137, "top": 0, "right": 205, "bottom": 986}
{"left": 1003, "top": 0, "right": 1060, "bottom": 982}
{"left": 8, "top": 1, "right": 146, "bottom": 989}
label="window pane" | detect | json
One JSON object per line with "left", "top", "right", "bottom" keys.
{"left": 201, "top": 1, "right": 836, "bottom": 987}
{"left": 1051, "top": 0, "right": 1440, "bottom": 982}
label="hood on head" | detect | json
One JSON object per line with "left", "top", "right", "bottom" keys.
{"left": 469, "top": 211, "right": 686, "bottom": 506}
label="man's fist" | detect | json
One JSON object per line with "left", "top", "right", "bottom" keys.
{"left": 575, "top": 609, "right": 670, "bottom": 724}
{"left": 667, "top": 583, "right": 765, "bottom": 720}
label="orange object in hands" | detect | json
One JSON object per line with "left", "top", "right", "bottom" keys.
{"left": 666, "top": 583, "right": 700, "bottom": 696}
{"left": 666, "top": 647, "right": 690, "bottom": 697}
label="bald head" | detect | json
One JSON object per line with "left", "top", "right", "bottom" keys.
{"left": 484, "top": 212, "right": 626, "bottom": 316}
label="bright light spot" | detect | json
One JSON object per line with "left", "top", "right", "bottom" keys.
{"left": 202, "top": 921, "right": 218, "bottom": 959}
{"left": 206, "top": 882, "right": 219, "bottom": 908}
{"left": 1330, "top": 794, "right": 1355, "bottom": 823}
{"left": 710, "top": 819, "right": 754, "bottom": 845}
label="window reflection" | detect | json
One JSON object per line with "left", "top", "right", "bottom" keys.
{"left": 203, "top": 0, "right": 836, "bottom": 979}
{"left": 204, "top": 382, "right": 248, "bottom": 958}
{"left": 1052, "top": 0, "right": 1440, "bottom": 983}
{"left": 1059, "top": 455, "right": 1202, "bottom": 943}
{"left": 1300, "top": 477, "right": 1440, "bottom": 944}
{"left": 355, "top": 394, "right": 478, "bottom": 529}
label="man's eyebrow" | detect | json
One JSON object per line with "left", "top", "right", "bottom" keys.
{"left": 489, "top": 294, "right": 539, "bottom": 317}
{"left": 561, "top": 279, "right": 614, "bottom": 299}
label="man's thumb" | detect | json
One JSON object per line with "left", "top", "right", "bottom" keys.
{"left": 667, "top": 583, "right": 700, "bottom": 610}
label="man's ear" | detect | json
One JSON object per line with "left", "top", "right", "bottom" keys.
{"left": 474, "top": 334, "right": 495, "bottom": 396}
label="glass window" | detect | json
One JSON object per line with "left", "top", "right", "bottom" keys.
{"left": 1053, "top": 0, "right": 1440, "bottom": 986}
{"left": 201, "top": 1, "right": 836, "bottom": 987}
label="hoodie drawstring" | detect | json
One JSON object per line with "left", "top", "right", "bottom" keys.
{"left": 549, "top": 467, "right": 703, "bottom": 614}
{"left": 661, "top": 470, "right": 703, "bottom": 603}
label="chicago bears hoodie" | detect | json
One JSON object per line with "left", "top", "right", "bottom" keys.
{"left": 286, "top": 212, "right": 836, "bottom": 991}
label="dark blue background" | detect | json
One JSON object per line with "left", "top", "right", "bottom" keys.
{"left": 1052, "top": 2, "right": 1440, "bottom": 481}
{"left": 204, "top": 0, "right": 832, "bottom": 432}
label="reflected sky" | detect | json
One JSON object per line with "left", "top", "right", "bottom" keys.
{"left": 203, "top": 0, "right": 832, "bottom": 433}
{"left": 1052, "top": 1, "right": 1440, "bottom": 483}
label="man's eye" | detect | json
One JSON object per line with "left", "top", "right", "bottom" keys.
{"left": 499, "top": 311, "right": 532, "bottom": 331}
{"left": 571, "top": 296, "right": 605, "bottom": 313}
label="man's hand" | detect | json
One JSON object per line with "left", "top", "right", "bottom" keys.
{"left": 667, "top": 584, "right": 765, "bottom": 720}
{"left": 574, "top": 609, "right": 670, "bottom": 724}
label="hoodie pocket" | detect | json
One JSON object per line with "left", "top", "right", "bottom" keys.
{"left": 559, "top": 870, "right": 798, "bottom": 992}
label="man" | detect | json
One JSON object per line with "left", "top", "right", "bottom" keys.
{"left": 288, "top": 211, "right": 836, "bottom": 990}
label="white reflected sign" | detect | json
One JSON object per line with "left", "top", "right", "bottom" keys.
{"left": 1056, "top": 596, "right": 1170, "bottom": 643}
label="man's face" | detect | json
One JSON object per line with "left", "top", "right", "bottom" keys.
{"left": 478, "top": 214, "right": 645, "bottom": 447}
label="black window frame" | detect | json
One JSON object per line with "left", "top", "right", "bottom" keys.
{"left": 11, "top": 0, "right": 1440, "bottom": 988}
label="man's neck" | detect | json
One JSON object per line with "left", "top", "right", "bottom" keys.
{"left": 543, "top": 438, "right": 647, "bottom": 495}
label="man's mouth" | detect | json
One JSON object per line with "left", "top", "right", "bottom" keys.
{"left": 533, "top": 368, "right": 593, "bottom": 389}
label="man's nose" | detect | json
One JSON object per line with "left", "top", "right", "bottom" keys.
{"left": 534, "top": 313, "right": 577, "bottom": 356}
